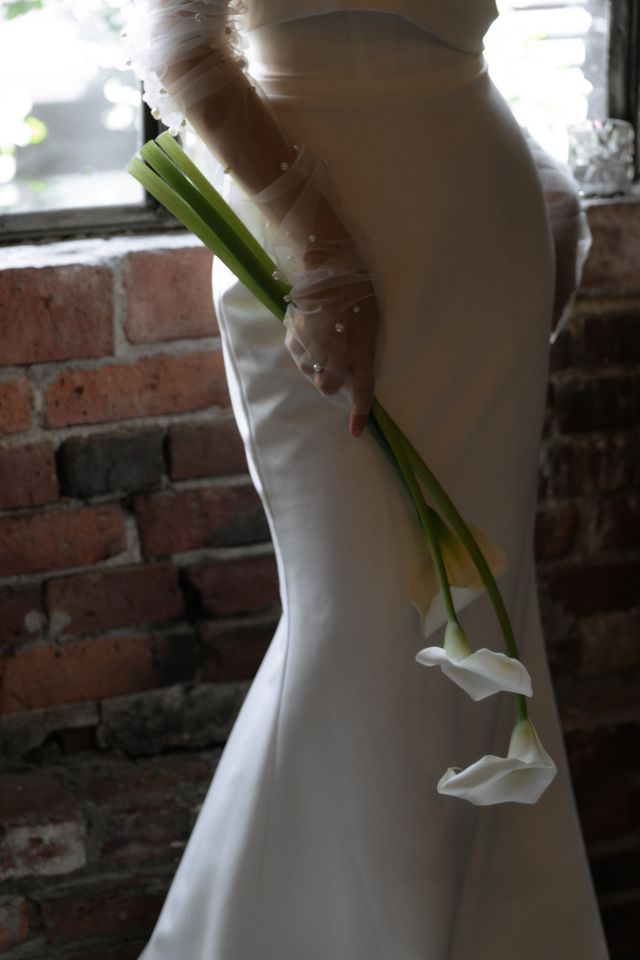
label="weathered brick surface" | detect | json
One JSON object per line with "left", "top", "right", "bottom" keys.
{"left": 123, "top": 247, "right": 217, "bottom": 343}
{"left": 200, "top": 619, "right": 275, "bottom": 683}
{"left": 547, "top": 561, "right": 640, "bottom": 617}
{"left": 134, "top": 485, "right": 269, "bottom": 558}
{"left": 595, "top": 495, "right": 640, "bottom": 551}
{"left": 550, "top": 309, "right": 640, "bottom": 372}
{"left": 168, "top": 419, "right": 247, "bottom": 480}
{"left": 582, "top": 202, "right": 640, "bottom": 296}
{"left": 566, "top": 725, "right": 640, "bottom": 844}
{"left": 44, "top": 351, "right": 229, "bottom": 428}
{"left": 542, "top": 435, "right": 637, "bottom": 498}
{"left": 0, "top": 701, "right": 99, "bottom": 758}
{"left": 578, "top": 610, "right": 640, "bottom": 677}
{"left": 0, "top": 265, "right": 113, "bottom": 365}
{"left": 0, "top": 774, "right": 86, "bottom": 881}
{"left": 186, "top": 554, "right": 279, "bottom": 616}
{"left": 0, "top": 505, "right": 126, "bottom": 578}
{"left": 46, "top": 564, "right": 183, "bottom": 636}
{"left": 0, "top": 584, "right": 43, "bottom": 646}
{"left": 0, "top": 632, "right": 196, "bottom": 714}
{"left": 58, "top": 429, "right": 164, "bottom": 499}
{"left": 101, "top": 800, "right": 190, "bottom": 866}
{"left": 0, "top": 443, "right": 58, "bottom": 510}
{"left": 40, "top": 880, "right": 164, "bottom": 943}
{"left": 534, "top": 502, "right": 579, "bottom": 560}
{"left": 0, "top": 897, "right": 29, "bottom": 952}
{"left": 0, "top": 378, "right": 32, "bottom": 434}
{"left": 582, "top": 309, "right": 640, "bottom": 367}
{"left": 99, "top": 683, "right": 248, "bottom": 756}
{"left": 552, "top": 374, "right": 640, "bottom": 434}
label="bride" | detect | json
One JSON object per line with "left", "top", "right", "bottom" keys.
{"left": 126, "top": 2, "right": 608, "bottom": 957}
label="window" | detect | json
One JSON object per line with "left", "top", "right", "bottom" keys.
{"left": 485, "top": 0, "right": 611, "bottom": 160}
{"left": 0, "top": 1, "right": 635, "bottom": 243}
{"left": 0, "top": 0, "right": 175, "bottom": 242}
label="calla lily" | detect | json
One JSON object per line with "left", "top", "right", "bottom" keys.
{"left": 437, "top": 719, "right": 557, "bottom": 805}
{"left": 408, "top": 517, "right": 507, "bottom": 639}
{"left": 415, "top": 621, "right": 533, "bottom": 701}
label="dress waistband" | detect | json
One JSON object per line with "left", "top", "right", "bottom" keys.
{"left": 245, "top": 11, "right": 488, "bottom": 98}
{"left": 255, "top": 54, "right": 487, "bottom": 98}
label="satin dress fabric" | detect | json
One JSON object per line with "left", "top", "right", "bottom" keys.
{"left": 139, "top": 12, "right": 609, "bottom": 959}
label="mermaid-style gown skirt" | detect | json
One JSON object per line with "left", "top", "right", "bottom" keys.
{"left": 139, "top": 13, "right": 609, "bottom": 959}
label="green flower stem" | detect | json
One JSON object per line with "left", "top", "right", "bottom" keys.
{"left": 373, "top": 401, "right": 457, "bottom": 623}
{"left": 155, "top": 132, "right": 276, "bottom": 279}
{"left": 128, "top": 156, "right": 285, "bottom": 319}
{"left": 139, "top": 141, "right": 286, "bottom": 316}
{"left": 372, "top": 400, "right": 528, "bottom": 722}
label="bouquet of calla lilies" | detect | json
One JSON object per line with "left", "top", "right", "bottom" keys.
{"left": 129, "top": 132, "right": 557, "bottom": 806}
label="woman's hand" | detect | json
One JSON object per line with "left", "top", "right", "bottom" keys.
{"left": 283, "top": 271, "right": 380, "bottom": 438}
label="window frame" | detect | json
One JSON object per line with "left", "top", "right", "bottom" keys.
{"left": 608, "top": 0, "right": 640, "bottom": 176}
{"left": 1, "top": 1, "right": 638, "bottom": 246}
{"left": 0, "top": 109, "right": 182, "bottom": 246}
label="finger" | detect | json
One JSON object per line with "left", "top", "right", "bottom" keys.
{"left": 349, "top": 363, "right": 375, "bottom": 439}
{"left": 314, "top": 369, "right": 343, "bottom": 396}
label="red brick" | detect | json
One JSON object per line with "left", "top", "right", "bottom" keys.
{"left": 0, "top": 772, "right": 78, "bottom": 824}
{"left": 555, "top": 677, "right": 640, "bottom": 732}
{"left": 542, "top": 436, "right": 634, "bottom": 498}
{"left": 566, "top": 725, "right": 638, "bottom": 844}
{"left": 0, "top": 584, "right": 43, "bottom": 647}
{"left": 0, "top": 774, "right": 86, "bottom": 881}
{"left": 40, "top": 880, "right": 164, "bottom": 942}
{"left": 102, "top": 800, "right": 190, "bottom": 865}
{"left": 0, "top": 897, "right": 29, "bottom": 952}
{"left": 579, "top": 610, "right": 640, "bottom": 677}
{"left": 0, "top": 633, "right": 167, "bottom": 714}
{"left": 44, "top": 351, "right": 229, "bottom": 428}
{"left": 135, "top": 485, "right": 269, "bottom": 558}
{"left": 59, "top": 429, "right": 165, "bottom": 499}
{"left": 582, "top": 309, "right": 640, "bottom": 367}
{"left": 547, "top": 561, "right": 640, "bottom": 617}
{"left": 534, "top": 502, "right": 579, "bottom": 560}
{"left": 46, "top": 564, "right": 183, "bottom": 635}
{"left": 123, "top": 247, "right": 217, "bottom": 343}
{"left": 0, "top": 264, "right": 113, "bottom": 365}
{"left": 595, "top": 495, "right": 640, "bottom": 551}
{"left": 0, "top": 378, "right": 32, "bottom": 434}
{"left": 0, "top": 442, "right": 58, "bottom": 509}
{"left": 553, "top": 374, "right": 640, "bottom": 434}
{"left": 0, "top": 504, "right": 126, "bottom": 578}
{"left": 169, "top": 419, "right": 247, "bottom": 480}
{"left": 600, "top": 895, "right": 640, "bottom": 956}
{"left": 62, "top": 941, "right": 149, "bottom": 960}
{"left": 187, "top": 554, "right": 279, "bottom": 616}
{"left": 582, "top": 202, "right": 640, "bottom": 297}
{"left": 85, "top": 757, "right": 179, "bottom": 805}
{"left": 200, "top": 619, "right": 274, "bottom": 682}
{"left": 591, "top": 844, "right": 640, "bottom": 896}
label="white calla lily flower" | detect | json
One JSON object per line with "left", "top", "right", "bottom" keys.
{"left": 416, "top": 621, "right": 532, "bottom": 701}
{"left": 437, "top": 719, "right": 558, "bottom": 805}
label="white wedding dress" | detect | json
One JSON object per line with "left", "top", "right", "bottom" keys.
{"left": 137, "top": 6, "right": 609, "bottom": 958}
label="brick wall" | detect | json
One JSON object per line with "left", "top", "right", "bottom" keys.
{"left": 0, "top": 206, "right": 638, "bottom": 959}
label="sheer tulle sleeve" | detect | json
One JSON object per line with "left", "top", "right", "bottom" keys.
{"left": 523, "top": 129, "right": 592, "bottom": 341}
{"left": 124, "top": 1, "right": 382, "bottom": 431}
{"left": 125, "top": 0, "right": 251, "bottom": 132}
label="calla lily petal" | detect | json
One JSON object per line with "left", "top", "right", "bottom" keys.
{"left": 432, "top": 513, "right": 507, "bottom": 590}
{"left": 437, "top": 720, "right": 557, "bottom": 805}
{"left": 408, "top": 518, "right": 507, "bottom": 639}
{"left": 415, "top": 622, "right": 532, "bottom": 700}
